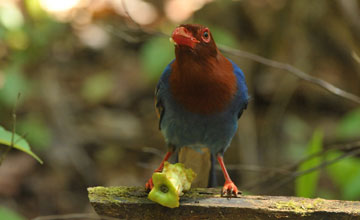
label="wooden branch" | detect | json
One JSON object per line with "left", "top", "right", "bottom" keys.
{"left": 88, "top": 186, "right": 360, "bottom": 220}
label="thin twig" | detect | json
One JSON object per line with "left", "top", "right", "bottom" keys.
{"left": 105, "top": 22, "right": 360, "bottom": 105}
{"left": 217, "top": 164, "right": 292, "bottom": 175}
{"left": 219, "top": 45, "right": 360, "bottom": 105}
{"left": 242, "top": 141, "right": 360, "bottom": 190}
{"left": 290, "top": 141, "right": 360, "bottom": 171}
{"left": 103, "top": 26, "right": 143, "bottom": 43}
{"left": 116, "top": 0, "right": 360, "bottom": 105}
{"left": 263, "top": 147, "right": 360, "bottom": 193}
{"left": 32, "top": 213, "right": 122, "bottom": 220}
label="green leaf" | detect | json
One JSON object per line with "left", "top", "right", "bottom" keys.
{"left": 336, "top": 108, "right": 360, "bottom": 140}
{"left": 0, "top": 126, "right": 43, "bottom": 164}
{"left": 295, "top": 129, "right": 323, "bottom": 198}
{"left": 0, "top": 207, "right": 25, "bottom": 220}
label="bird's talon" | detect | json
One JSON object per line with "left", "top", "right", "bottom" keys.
{"left": 221, "top": 181, "right": 238, "bottom": 198}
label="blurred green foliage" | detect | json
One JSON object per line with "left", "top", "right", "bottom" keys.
{"left": 284, "top": 115, "right": 311, "bottom": 160}
{"left": 82, "top": 72, "right": 115, "bottom": 104}
{"left": 0, "top": 207, "right": 25, "bottom": 220}
{"left": 141, "top": 37, "right": 173, "bottom": 81}
{"left": 295, "top": 129, "right": 323, "bottom": 198}
{"left": 25, "top": 0, "right": 48, "bottom": 20}
{"left": 0, "top": 66, "right": 29, "bottom": 107}
{"left": 0, "top": 0, "right": 65, "bottom": 157}
{"left": 296, "top": 109, "right": 360, "bottom": 200}
{"left": 326, "top": 151, "right": 360, "bottom": 200}
{"left": 326, "top": 107, "right": 360, "bottom": 200}
{"left": 209, "top": 27, "right": 238, "bottom": 48}
{"left": 336, "top": 108, "right": 360, "bottom": 140}
{"left": 17, "top": 114, "right": 52, "bottom": 151}
{"left": 0, "top": 0, "right": 65, "bottom": 107}
{"left": 0, "top": 4, "right": 23, "bottom": 30}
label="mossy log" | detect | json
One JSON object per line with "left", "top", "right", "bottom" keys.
{"left": 88, "top": 186, "right": 360, "bottom": 220}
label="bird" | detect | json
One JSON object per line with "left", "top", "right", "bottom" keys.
{"left": 145, "top": 24, "right": 249, "bottom": 197}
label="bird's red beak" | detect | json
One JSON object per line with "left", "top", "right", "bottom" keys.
{"left": 171, "top": 26, "right": 199, "bottom": 49}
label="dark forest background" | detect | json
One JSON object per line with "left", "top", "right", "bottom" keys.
{"left": 0, "top": 0, "right": 360, "bottom": 219}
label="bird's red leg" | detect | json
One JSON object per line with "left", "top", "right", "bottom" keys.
{"left": 217, "top": 154, "right": 239, "bottom": 197}
{"left": 145, "top": 150, "right": 173, "bottom": 191}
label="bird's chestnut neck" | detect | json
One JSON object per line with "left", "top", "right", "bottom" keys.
{"left": 169, "top": 52, "right": 237, "bottom": 114}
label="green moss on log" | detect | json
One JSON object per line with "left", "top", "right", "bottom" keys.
{"left": 274, "top": 199, "right": 325, "bottom": 216}
{"left": 88, "top": 186, "right": 147, "bottom": 203}
{"left": 88, "top": 186, "right": 360, "bottom": 220}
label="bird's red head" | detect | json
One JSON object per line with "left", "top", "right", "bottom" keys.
{"left": 169, "top": 24, "right": 236, "bottom": 115}
{"left": 171, "top": 24, "right": 218, "bottom": 57}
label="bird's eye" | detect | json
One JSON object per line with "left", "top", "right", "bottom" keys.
{"left": 202, "top": 30, "right": 210, "bottom": 43}
{"left": 203, "top": 31, "right": 209, "bottom": 38}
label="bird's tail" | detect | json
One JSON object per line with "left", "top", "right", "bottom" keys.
{"left": 178, "top": 147, "right": 217, "bottom": 187}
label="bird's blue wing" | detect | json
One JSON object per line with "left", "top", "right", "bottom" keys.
{"left": 229, "top": 59, "right": 249, "bottom": 119}
{"left": 155, "top": 60, "right": 174, "bottom": 129}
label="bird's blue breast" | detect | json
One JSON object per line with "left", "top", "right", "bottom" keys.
{"left": 156, "top": 59, "right": 248, "bottom": 154}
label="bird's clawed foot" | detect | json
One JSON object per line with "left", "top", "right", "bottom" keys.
{"left": 221, "top": 181, "right": 239, "bottom": 197}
